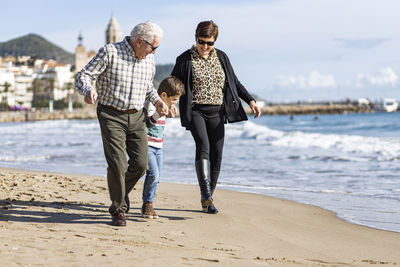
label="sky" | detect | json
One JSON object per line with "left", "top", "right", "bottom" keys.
{"left": 1, "top": 0, "right": 400, "bottom": 102}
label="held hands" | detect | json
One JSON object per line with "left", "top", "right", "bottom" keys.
{"left": 249, "top": 100, "right": 261, "bottom": 119}
{"left": 155, "top": 100, "right": 169, "bottom": 116}
{"left": 167, "top": 105, "right": 177, "bottom": 118}
{"left": 84, "top": 89, "right": 98, "bottom": 104}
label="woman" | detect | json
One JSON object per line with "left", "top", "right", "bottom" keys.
{"left": 172, "top": 20, "right": 261, "bottom": 214}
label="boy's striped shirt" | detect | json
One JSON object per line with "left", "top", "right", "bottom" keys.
{"left": 144, "top": 100, "right": 165, "bottom": 148}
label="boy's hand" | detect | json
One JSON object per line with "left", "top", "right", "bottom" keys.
{"left": 167, "top": 105, "right": 177, "bottom": 118}
{"left": 155, "top": 100, "right": 168, "bottom": 116}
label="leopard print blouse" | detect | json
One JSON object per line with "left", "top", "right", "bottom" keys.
{"left": 190, "top": 46, "right": 225, "bottom": 105}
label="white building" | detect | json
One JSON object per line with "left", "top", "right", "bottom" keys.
{"left": 14, "top": 73, "right": 34, "bottom": 108}
{"left": 383, "top": 98, "right": 398, "bottom": 112}
{"left": 0, "top": 58, "right": 74, "bottom": 109}
{"left": 0, "top": 67, "right": 15, "bottom": 85}
{"left": 34, "top": 60, "right": 74, "bottom": 101}
{"left": 357, "top": 98, "right": 370, "bottom": 108}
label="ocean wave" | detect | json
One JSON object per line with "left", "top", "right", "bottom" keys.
{"left": 0, "top": 119, "right": 100, "bottom": 135}
{"left": 223, "top": 121, "right": 400, "bottom": 161}
{"left": 163, "top": 118, "right": 400, "bottom": 161}
{"left": 0, "top": 155, "right": 49, "bottom": 162}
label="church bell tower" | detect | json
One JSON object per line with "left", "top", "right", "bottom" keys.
{"left": 106, "top": 15, "right": 122, "bottom": 44}
{"left": 75, "top": 32, "right": 87, "bottom": 72}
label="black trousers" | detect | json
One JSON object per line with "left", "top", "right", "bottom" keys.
{"left": 190, "top": 104, "right": 225, "bottom": 172}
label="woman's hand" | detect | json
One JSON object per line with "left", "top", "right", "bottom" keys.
{"left": 249, "top": 100, "right": 261, "bottom": 118}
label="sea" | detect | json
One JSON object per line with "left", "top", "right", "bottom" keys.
{"left": 1, "top": 111, "right": 399, "bottom": 233}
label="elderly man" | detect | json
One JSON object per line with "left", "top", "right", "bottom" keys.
{"left": 75, "top": 21, "right": 167, "bottom": 226}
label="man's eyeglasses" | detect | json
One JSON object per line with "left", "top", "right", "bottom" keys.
{"left": 143, "top": 39, "right": 158, "bottom": 51}
{"left": 197, "top": 38, "right": 215, "bottom": 46}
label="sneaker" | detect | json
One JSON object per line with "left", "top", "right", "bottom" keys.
{"left": 141, "top": 202, "right": 156, "bottom": 219}
{"left": 152, "top": 208, "right": 159, "bottom": 219}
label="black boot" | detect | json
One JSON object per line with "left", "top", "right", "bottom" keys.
{"left": 195, "top": 159, "right": 212, "bottom": 211}
{"left": 208, "top": 169, "right": 220, "bottom": 214}
{"left": 210, "top": 169, "right": 220, "bottom": 194}
{"left": 206, "top": 204, "right": 218, "bottom": 214}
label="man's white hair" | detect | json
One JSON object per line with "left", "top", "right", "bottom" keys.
{"left": 130, "top": 21, "right": 163, "bottom": 43}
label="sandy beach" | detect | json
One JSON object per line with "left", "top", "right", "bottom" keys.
{"left": 0, "top": 167, "right": 399, "bottom": 266}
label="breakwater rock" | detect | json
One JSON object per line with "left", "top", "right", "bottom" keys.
{"left": 247, "top": 104, "right": 372, "bottom": 115}
{"left": 0, "top": 104, "right": 372, "bottom": 122}
{"left": 0, "top": 108, "right": 97, "bottom": 122}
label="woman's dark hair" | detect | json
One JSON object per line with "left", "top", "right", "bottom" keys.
{"left": 195, "top": 20, "right": 218, "bottom": 40}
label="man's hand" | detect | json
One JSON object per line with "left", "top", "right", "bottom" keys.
{"left": 155, "top": 100, "right": 168, "bottom": 116}
{"left": 84, "top": 89, "right": 98, "bottom": 104}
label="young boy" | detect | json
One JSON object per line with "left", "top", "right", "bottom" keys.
{"left": 141, "top": 76, "right": 185, "bottom": 218}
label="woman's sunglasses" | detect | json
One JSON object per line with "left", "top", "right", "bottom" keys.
{"left": 197, "top": 38, "right": 215, "bottom": 46}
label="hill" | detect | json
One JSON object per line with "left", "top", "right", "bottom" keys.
{"left": 0, "top": 34, "right": 74, "bottom": 65}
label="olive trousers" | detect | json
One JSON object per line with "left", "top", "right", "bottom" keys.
{"left": 97, "top": 104, "right": 148, "bottom": 215}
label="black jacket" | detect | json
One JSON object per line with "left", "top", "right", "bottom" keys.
{"left": 171, "top": 48, "right": 255, "bottom": 130}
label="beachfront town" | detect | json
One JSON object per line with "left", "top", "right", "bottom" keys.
{"left": 0, "top": 56, "right": 77, "bottom": 111}
{"left": 0, "top": 16, "right": 122, "bottom": 112}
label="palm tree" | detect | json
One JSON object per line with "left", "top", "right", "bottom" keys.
{"left": 31, "top": 78, "right": 40, "bottom": 107}
{"left": 48, "top": 78, "right": 55, "bottom": 100}
{"left": 1, "top": 82, "right": 12, "bottom": 110}
{"left": 3, "top": 82, "right": 11, "bottom": 93}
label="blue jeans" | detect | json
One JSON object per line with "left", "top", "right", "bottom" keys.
{"left": 142, "top": 146, "right": 162, "bottom": 202}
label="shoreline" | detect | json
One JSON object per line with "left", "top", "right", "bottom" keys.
{"left": 1, "top": 167, "right": 399, "bottom": 266}
{"left": 218, "top": 184, "right": 399, "bottom": 234}
{"left": 2, "top": 165, "right": 399, "bottom": 234}
{"left": 3, "top": 164, "right": 397, "bottom": 234}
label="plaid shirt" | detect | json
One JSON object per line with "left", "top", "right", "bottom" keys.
{"left": 75, "top": 36, "right": 160, "bottom": 110}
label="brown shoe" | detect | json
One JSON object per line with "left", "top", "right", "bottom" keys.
{"left": 111, "top": 211, "right": 126, "bottom": 226}
{"left": 141, "top": 202, "right": 158, "bottom": 219}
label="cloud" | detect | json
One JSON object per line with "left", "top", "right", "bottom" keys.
{"left": 333, "top": 38, "right": 390, "bottom": 49}
{"left": 356, "top": 67, "right": 398, "bottom": 88}
{"left": 276, "top": 71, "right": 336, "bottom": 89}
